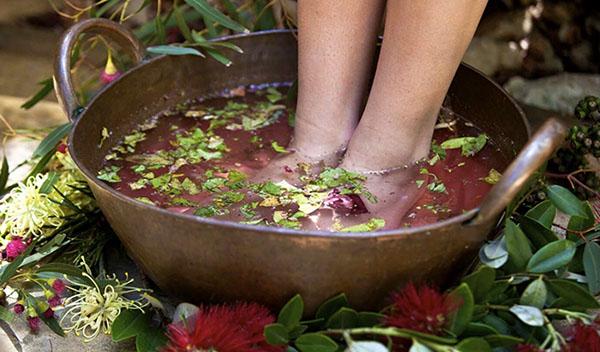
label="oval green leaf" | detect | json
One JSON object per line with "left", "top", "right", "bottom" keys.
{"left": 264, "top": 323, "right": 289, "bottom": 345}
{"left": 448, "top": 283, "right": 474, "bottom": 335}
{"left": 509, "top": 305, "right": 544, "bottom": 327}
{"left": 504, "top": 220, "right": 533, "bottom": 271}
{"left": 546, "top": 185, "right": 588, "bottom": 218}
{"left": 295, "top": 333, "right": 338, "bottom": 352}
{"left": 456, "top": 337, "right": 492, "bottom": 352}
{"left": 278, "top": 294, "right": 304, "bottom": 329}
{"left": 547, "top": 279, "right": 600, "bottom": 309}
{"left": 583, "top": 241, "right": 600, "bottom": 295}
{"left": 519, "top": 278, "right": 547, "bottom": 308}
{"left": 111, "top": 309, "right": 149, "bottom": 342}
{"left": 526, "top": 240, "right": 576, "bottom": 273}
{"left": 326, "top": 307, "right": 359, "bottom": 329}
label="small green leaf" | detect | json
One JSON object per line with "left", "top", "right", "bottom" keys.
{"left": 456, "top": 337, "right": 492, "bottom": 352}
{"left": 547, "top": 279, "right": 600, "bottom": 308}
{"left": 36, "top": 262, "right": 87, "bottom": 281}
{"left": 315, "top": 293, "right": 349, "bottom": 323}
{"left": 147, "top": 45, "right": 205, "bottom": 57}
{"left": 295, "top": 333, "right": 338, "bottom": 352}
{"left": 583, "top": 241, "right": 600, "bottom": 295}
{"left": 326, "top": 307, "right": 359, "bottom": 329}
{"left": 519, "top": 216, "right": 558, "bottom": 249}
{"left": 526, "top": 240, "right": 576, "bottom": 273}
{"left": 483, "top": 334, "right": 523, "bottom": 348}
{"left": 272, "top": 141, "right": 289, "bottom": 153}
{"left": 519, "top": 278, "right": 547, "bottom": 308}
{"left": 111, "top": 309, "right": 150, "bottom": 342}
{"left": 461, "top": 265, "right": 495, "bottom": 303}
{"left": 136, "top": 327, "right": 168, "bottom": 352}
{"left": 524, "top": 200, "right": 556, "bottom": 227}
{"left": 184, "top": 0, "right": 248, "bottom": 33}
{"left": 204, "top": 47, "right": 232, "bottom": 66}
{"left": 509, "top": 305, "right": 544, "bottom": 326}
{"left": 504, "top": 220, "right": 533, "bottom": 271}
{"left": 479, "top": 238, "right": 509, "bottom": 269}
{"left": 448, "top": 283, "right": 474, "bottom": 335}
{"left": 357, "top": 312, "right": 384, "bottom": 327}
{"left": 264, "top": 323, "right": 289, "bottom": 345}
{"left": 462, "top": 322, "right": 498, "bottom": 337}
{"left": 278, "top": 294, "right": 304, "bottom": 329}
{"left": 568, "top": 201, "right": 595, "bottom": 232}
{"left": 546, "top": 185, "right": 588, "bottom": 218}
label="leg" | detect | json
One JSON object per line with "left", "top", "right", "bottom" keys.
{"left": 255, "top": 0, "right": 384, "bottom": 182}
{"left": 341, "top": 0, "right": 487, "bottom": 228}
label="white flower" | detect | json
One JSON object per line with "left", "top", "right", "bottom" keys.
{"left": 61, "top": 258, "right": 149, "bottom": 341}
{"left": 0, "top": 174, "right": 64, "bottom": 238}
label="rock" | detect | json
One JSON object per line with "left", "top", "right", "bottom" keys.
{"left": 522, "top": 31, "right": 564, "bottom": 76}
{"left": 463, "top": 36, "right": 524, "bottom": 76}
{"left": 504, "top": 73, "right": 600, "bottom": 114}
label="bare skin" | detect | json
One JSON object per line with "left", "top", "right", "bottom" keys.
{"left": 257, "top": 0, "right": 487, "bottom": 230}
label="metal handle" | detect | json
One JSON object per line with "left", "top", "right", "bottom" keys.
{"left": 54, "top": 18, "right": 145, "bottom": 121}
{"left": 470, "top": 117, "right": 569, "bottom": 226}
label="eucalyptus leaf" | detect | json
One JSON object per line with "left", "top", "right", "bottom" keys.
{"left": 295, "top": 333, "right": 338, "bottom": 352}
{"left": 278, "top": 294, "right": 304, "bottom": 329}
{"left": 583, "top": 241, "right": 600, "bottom": 295}
{"left": 147, "top": 45, "right": 205, "bottom": 57}
{"left": 479, "top": 237, "right": 509, "bottom": 269}
{"left": 508, "top": 305, "right": 544, "bottom": 327}
{"left": 519, "top": 278, "right": 547, "bottom": 308}
{"left": 526, "top": 240, "right": 576, "bottom": 273}
{"left": 346, "top": 341, "right": 389, "bottom": 352}
{"left": 408, "top": 340, "right": 432, "bottom": 352}
{"left": 546, "top": 185, "right": 588, "bottom": 218}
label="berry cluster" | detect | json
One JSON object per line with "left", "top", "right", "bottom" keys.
{"left": 548, "top": 95, "right": 600, "bottom": 199}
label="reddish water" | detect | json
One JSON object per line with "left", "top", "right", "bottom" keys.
{"left": 99, "top": 85, "right": 502, "bottom": 231}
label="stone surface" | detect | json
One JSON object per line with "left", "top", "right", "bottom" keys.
{"left": 505, "top": 73, "right": 600, "bottom": 114}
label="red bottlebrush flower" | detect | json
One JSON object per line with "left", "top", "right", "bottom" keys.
{"left": 100, "top": 53, "right": 121, "bottom": 85}
{"left": 516, "top": 344, "right": 543, "bottom": 352}
{"left": 383, "top": 282, "right": 460, "bottom": 336}
{"left": 565, "top": 320, "right": 600, "bottom": 352}
{"left": 162, "top": 302, "right": 284, "bottom": 352}
{"left": 27, "top": 316, "right": 41, "bottom": 333}
{"left": 50, "top": 279, "right": 67, "bottom": 296}
{"left": 5, "top": 237, "right": 27, "bottom": 260}
{"left": 56, "top": 143, "right": 68, "bottom": 154}
{"left": 48, "top": 295, "right": 61, "bottom": 308}
{"left": 13, "top": 303, "right": 24, "bottom": 314}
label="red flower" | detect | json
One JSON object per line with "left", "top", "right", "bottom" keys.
{"left": 43, "top": 308, "right": 54, "bottom": 319}
{"left": 516, "top": 344, "right": 543, "bottom": 352}
{"left": 5, "top": 237, "right": 27, "bottom": 260}
{"left": 56, "top": 143, "right": 68, "bottom": 154}
{"left": 50, "top": 279, "right": 67, "bottom": 296}
{"left": 565, "top": 320, "right": 600, "bottom": 352}
{"left": 383, "top": 282, "right": 460, "bottom": 336}
{"left": 100, "top": 53, "right": 121, "bottom": 85}
{"left": 48, "top": 295, "right": 61, "bottom": 308}
{"left": 13, "top": 303, "right": 24, "bottom": 314}
{"left": 27, "top": 316, "right": 40, "bottom": 333}
{"left": 162, "top": 302, "right": 284, "bottom": 352}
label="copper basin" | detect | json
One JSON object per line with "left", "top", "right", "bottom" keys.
{"left": 54, "top": 19, "right": 568, "bottom": 312}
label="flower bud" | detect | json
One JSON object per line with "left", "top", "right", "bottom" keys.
{"left": 100, "top": 52, "right": 122, "bottom": 85}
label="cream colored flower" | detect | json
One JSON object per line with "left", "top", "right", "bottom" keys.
{"left": 0, "top": 174, "right": 64, "bottom": 238}
{"left": 61, "top": 258, "right": 149, "bottom": 341}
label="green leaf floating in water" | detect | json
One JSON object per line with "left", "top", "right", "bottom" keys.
{"left": 440, "top": 134, "right": 488, "bottom": 156}
{"left": 341, "top": 218, "right": 385, "bottom": 233}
